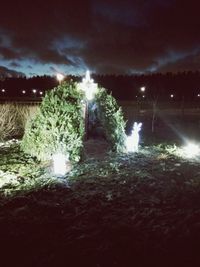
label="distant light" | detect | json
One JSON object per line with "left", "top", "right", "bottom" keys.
{"left": 197, "top": 94, "right": 200, "bottom": 97}
{"left": 1, "top": 89, "right": 5, "bottom": 93}
{"left": 53, "top": 153, "right": 69, "bottom": 176}
{"left": 32, "top": 89, "right": 37, "bottom": 94}
{"left": 126, "top": 122, "right": 142, "bottom": 152}
{"left": 142, "top": 95, "right": 145, "bottom": 98}
{"left": 56, "top": 73, "right": 64, "bottom": 83}
{"left": 170, "top": 94, "right": 174, "bottom": 98}
{"left": 140, "top": 86, "right": 145, "bottom": 92}
{"left": 39, "top": 91, "right": 43, "bottom": 95}
{"left": 135, "top": 95, "right": 138, "bottom": 98}
{"left": 22, "top": 90, "right": 26, "bottom": 94}
{"left": 182, "top": 143, "right": 200, "bottom": 158}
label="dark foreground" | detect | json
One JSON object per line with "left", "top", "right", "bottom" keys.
{"left": 1, "top": 142, "right": 200, "bottom": 267}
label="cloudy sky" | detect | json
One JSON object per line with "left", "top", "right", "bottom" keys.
{"left": 0, "top": 0, "right": 199, "bottom": 76}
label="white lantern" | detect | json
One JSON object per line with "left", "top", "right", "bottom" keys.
{"left": 52, "top": 153, "right": 69, "bottom": 176}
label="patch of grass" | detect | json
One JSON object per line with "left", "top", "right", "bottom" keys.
{"left": 1, "top": 140, "right": 200, "bottom": 266}
{"left": 0, "top": 140, "right": 63, "bottom": 196}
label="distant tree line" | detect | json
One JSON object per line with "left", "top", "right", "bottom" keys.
{"left": 1, "top": 71, "right": 200, "bottom": 101}
{"left": 94, "top": 71, "right": 200, "bottom": 102}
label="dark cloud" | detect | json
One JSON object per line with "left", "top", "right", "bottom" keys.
{"left": 9, "top": 61, "right": 21, "bottom": 68}
{"left": 0, "top": 46, "right": 20, "bottom": 60}
{"left": 49, "top": 66, "right": 57, "bottom": 72}
{"left": 159, "top": 50, "right": 200, "bottom": 73}
{"left": 0, "top": 66, "right": 25, "bottom": 78}
{"left": 28, "top": 72, "right": 38, "bottom": 76}
{"left": 0, "top": 0, "right": 199, "bottom": 74}
{"left": 33, "top": 49, "right": 74, "bottom": 65}
{"left": 49, "top": 66, "right": 64, "bottom": 74}
{"left": 0, "top": 0, "right": 91, "bottom": 67}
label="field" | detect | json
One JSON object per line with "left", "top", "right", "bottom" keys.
{"left": 1, "top": 102, "right": 200, "bottom": 266}
{"left": 121, "top": 101, "right": 200, "bottom": 144}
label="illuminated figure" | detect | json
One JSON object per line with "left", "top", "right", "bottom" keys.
{"left": 126, "top": 122, "right": 142, "bottom": 152}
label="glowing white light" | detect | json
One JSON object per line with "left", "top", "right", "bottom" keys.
{"left": 197, "top": 94, "right": 200, "bottom": 97}
{"left": 140, "top": 86, "right": 145, "bottom": 92}
{"left": 78, "top": 70, "right": 98, "bottom": 100}
{"left": 56, "top": 73, "right": 64, "bottom": 83}
{"left": 1, "top": 89, "right": 5, "bottom": 93}
{"left": 53, "top": 153, "right": 69, "bottom": 176}
{"left": 170, "top": 94, "right": 174, "bottom": 98}
{"left": 142, "top": 95, "right": 145, "bottom": 98}
{"left": 22, "top": 90, "right": 26, "bottom": 94}
{"left": 126, "top": 122, "right": 142, "bottom": 152}
{"left": 39, "top": 91, "right": 43, "bottom": 95}
{"left": 32, "top": 89, "right": 37, "bottom": 94}
{"left": 182, "top": 143, "right": 200, "bottom": 158}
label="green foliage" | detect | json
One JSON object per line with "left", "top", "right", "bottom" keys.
{"left": 95, "top": 88, "right": 126, "bottom": 152}
{"left": 21, "top": 81, "right": 84, "bottom": 162}
{"left": 21, "top": 80, "right": 126, "bottom": 161}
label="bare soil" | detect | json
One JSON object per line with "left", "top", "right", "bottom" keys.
{"left": 84, "top": 139, "right": 110, "bottom": 159}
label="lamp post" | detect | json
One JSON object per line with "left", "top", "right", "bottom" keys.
{"left": 78, "top": 70, "right": 98, "bottom": 140}
{"left": 140, "top": 86, "right": 146, "bottom": 99}
{"left": 138, "top": 86, "right": 146, "bottom": 113}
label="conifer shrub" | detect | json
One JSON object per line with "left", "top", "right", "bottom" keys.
{"left": 21, "top": 81, "right": 84, "bottom": 163}
{"left": 95, "top": 88, "right": 126, "bottom": 152}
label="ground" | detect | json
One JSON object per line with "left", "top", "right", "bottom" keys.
{"left": 0, "top": 139, "right": 200, "bottom": 266}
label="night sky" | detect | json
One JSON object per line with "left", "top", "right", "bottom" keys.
{"left": 0, "top": 0, "right": 199, "bottom": 77}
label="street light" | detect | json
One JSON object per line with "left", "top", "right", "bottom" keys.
{"left": 56, "top": 73, "right": 64, "bottom": 84}
{"left": 140, "top": 86, "right": 145, "bottom": 92}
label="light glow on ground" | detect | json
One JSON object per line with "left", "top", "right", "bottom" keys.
{"left": 182, "top": 143, "right": 200, "bottom": 158}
